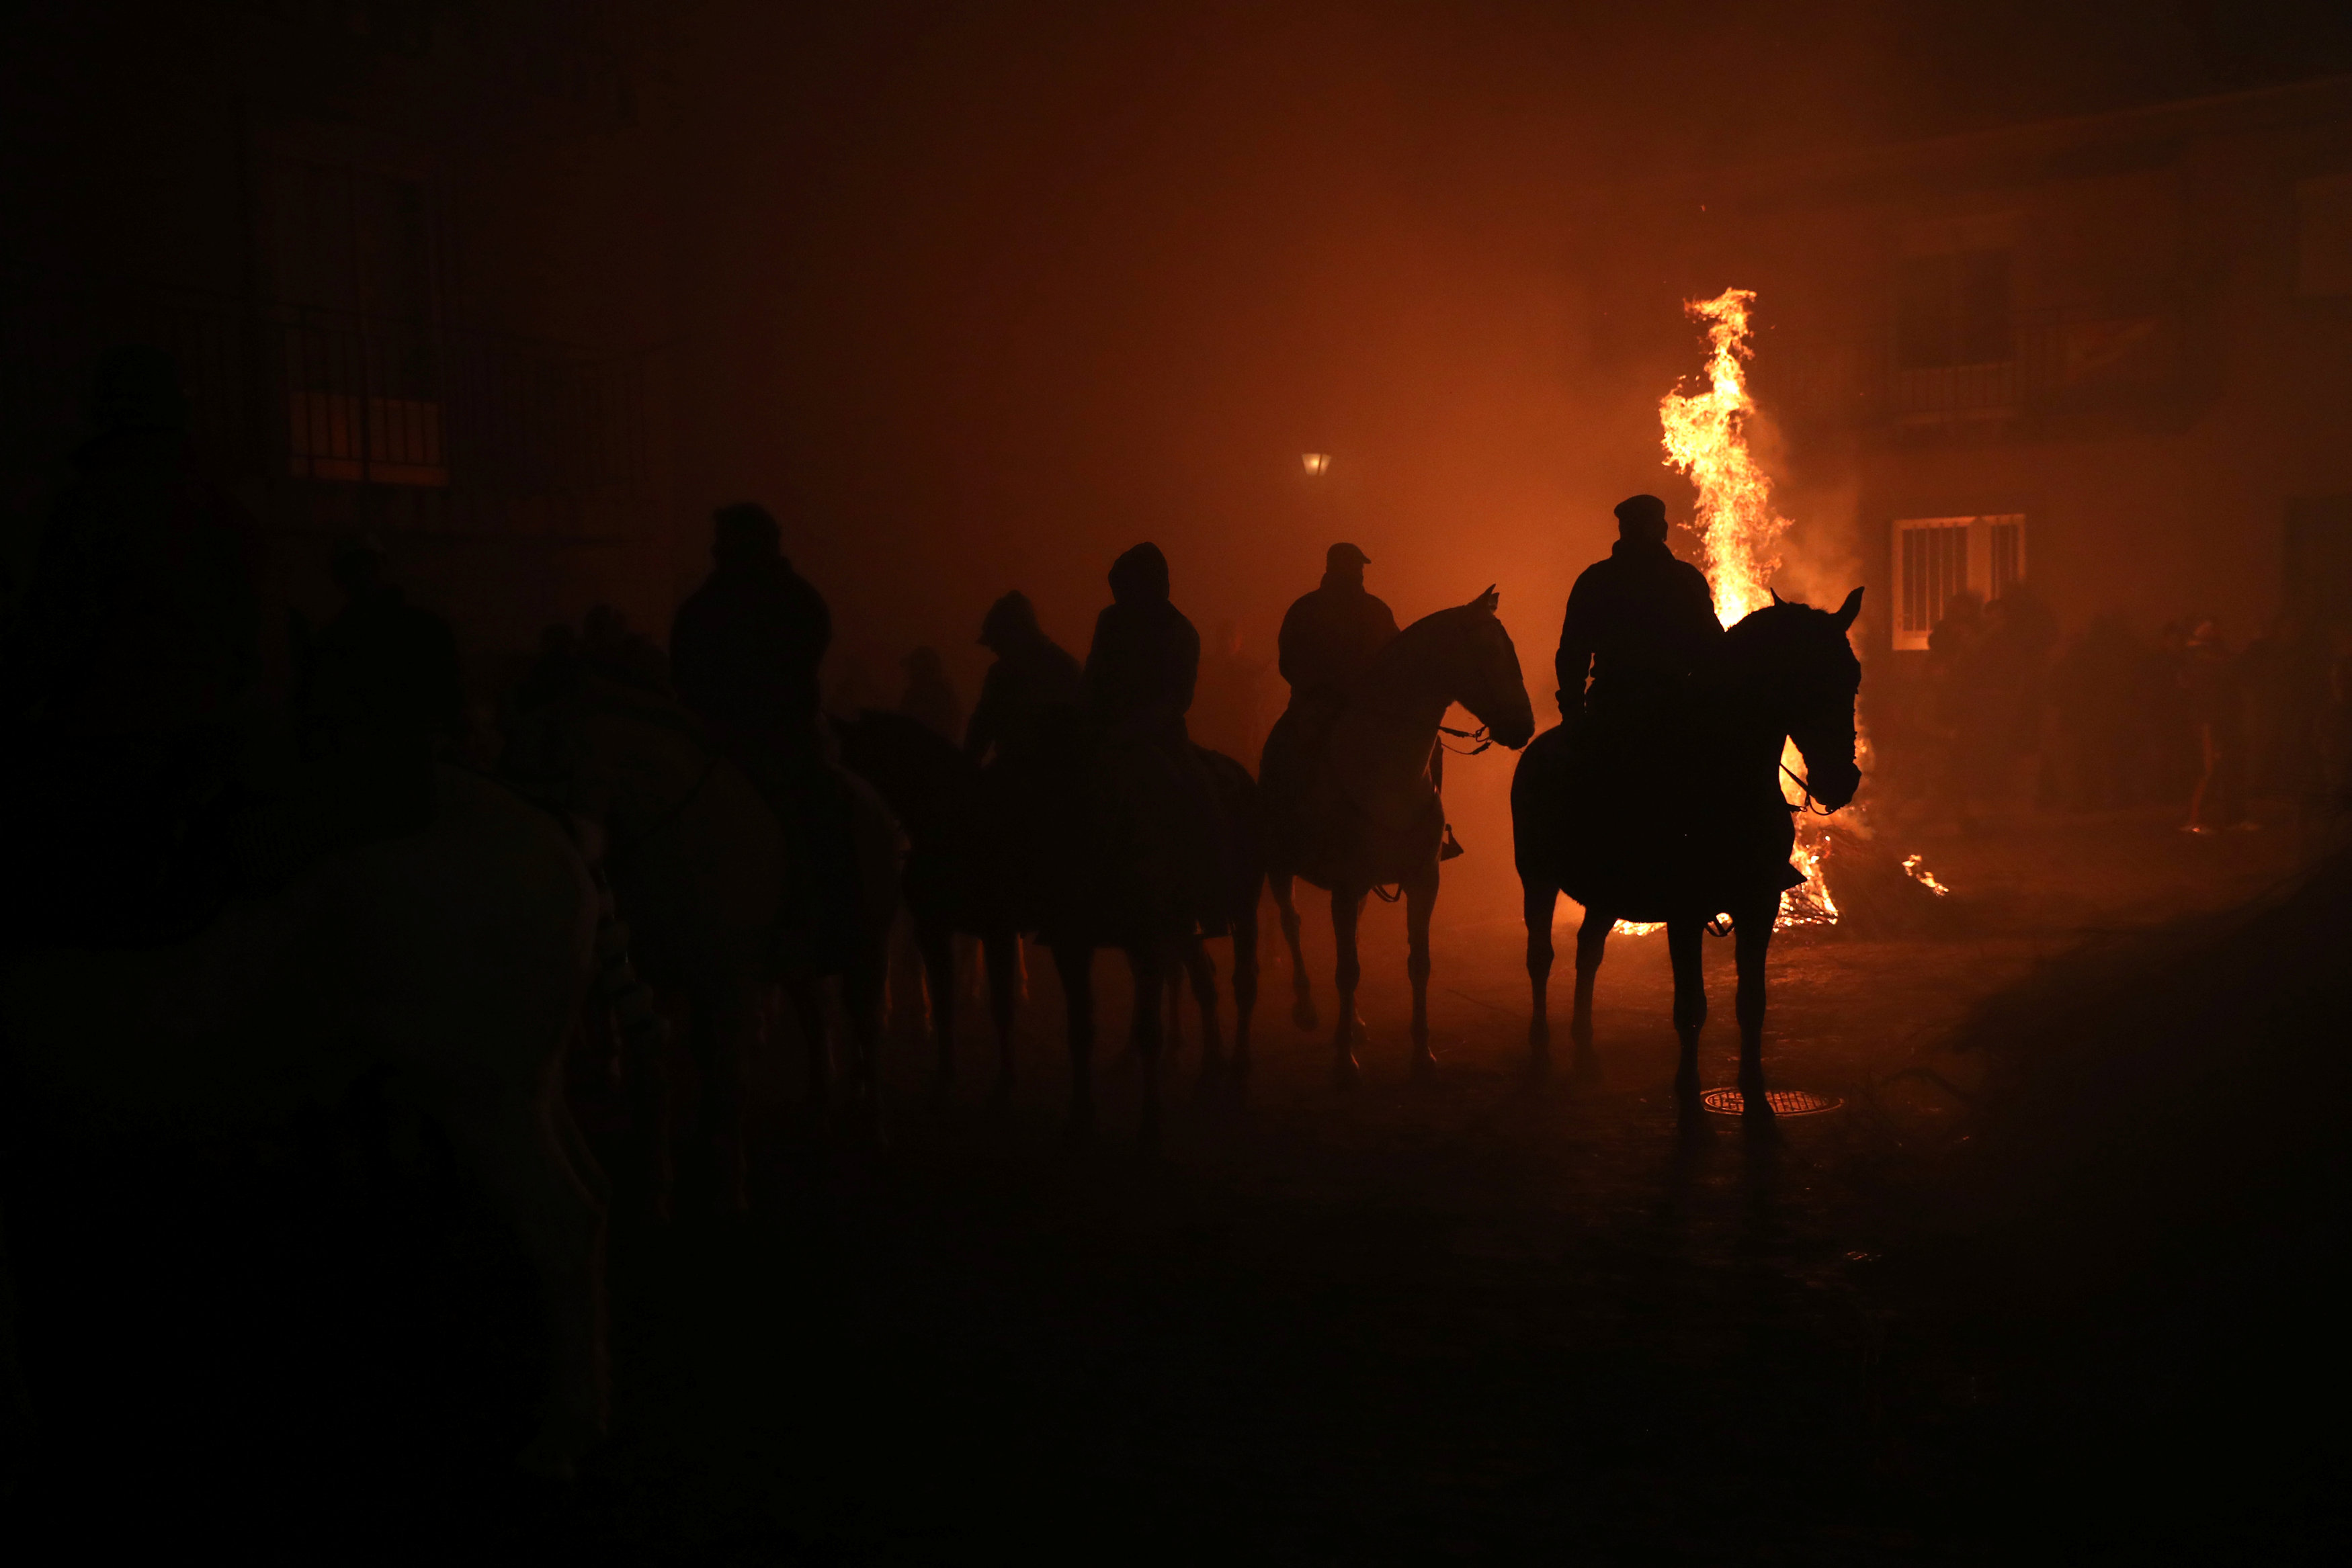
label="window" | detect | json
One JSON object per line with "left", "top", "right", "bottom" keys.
{"left": 1896, "top": 249, "right": 2014, "bottom": 369}
{"left": 269, "top": 158, "right": 446, "bottom": 486}
{"left": 1892, "top": 514, "right": 2027, "bottom": 651}
{"left": 2297, "top": 175, "right": 2352, "bottom": 298}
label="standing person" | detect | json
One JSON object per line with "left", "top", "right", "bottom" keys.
{"left": 965, "top": 590, "right": 1082, "bottom": 771}
{"left": 896, "top": 646, "right": 964, "bottom": 745}
{"left": 2183, "top": 617, "right": 2246, "bottom": 832}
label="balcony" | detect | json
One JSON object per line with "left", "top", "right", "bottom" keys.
{"left": 1755, "top": 304, "right": 2196, "bottom": 441}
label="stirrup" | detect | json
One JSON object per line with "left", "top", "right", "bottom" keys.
{"left": 1438, "top": 824, "right": 1464, "bottom": 861}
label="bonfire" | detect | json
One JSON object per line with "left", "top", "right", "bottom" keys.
{"left": 1621, "top": 287, "right": 1946, "bottom": 934}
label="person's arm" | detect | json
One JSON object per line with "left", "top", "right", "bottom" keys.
{"left": 1276, "top": 598, "right": 1306, "bottom": 689}
{"left": 1554, "top": 578, "right": 1593, "bottom": 706}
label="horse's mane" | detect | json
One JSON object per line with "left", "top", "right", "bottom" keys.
{"left": 1361, "top": 601, "right": 1481, "bottom": 685}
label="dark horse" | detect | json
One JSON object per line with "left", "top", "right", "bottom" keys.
{"left": 1259, "top": 589, "right": 1537, "bottom": 1083}
{"left": 843, "top": 707, "right": 1263, "bottom": 1133}
{"left": 832, "top": 708, "right": 1024, "bottom": 1095}
{"left": 1510, "top": 589, "right": 1862, "bottom": 1113}
{"left": 1026, "top": 717, "right": 1263, "bottom": 1140}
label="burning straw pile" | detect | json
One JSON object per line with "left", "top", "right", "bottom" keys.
{"left": 1656, "top": 289, "right": 1951, "bottom": 938}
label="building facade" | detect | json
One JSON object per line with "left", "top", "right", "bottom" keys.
{"left": 1, "top": 0, "right": 679, "bottom": 685}
{"left": 1581, "top": 73, "right": 2352, "bottom": 662}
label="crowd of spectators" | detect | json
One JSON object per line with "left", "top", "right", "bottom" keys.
{"left": 1882, "top": 583, "right": 2352, "bottom": 833}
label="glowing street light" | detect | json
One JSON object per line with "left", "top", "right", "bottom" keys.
{"left": 1301, "top": 451, "right": 1332, "bottom": 476}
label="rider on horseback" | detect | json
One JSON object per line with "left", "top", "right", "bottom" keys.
{"left": 966, "top": 590, "right": 1081, "bottom": 771}
{"left": 1277, "top": 542, "right": 1398, "bottom": 721}
{"left": 669, "top": 501, "right": 854, "bottom": 963}
{"left": 1081, "top": 542, "right": 1229, "bottom": 932}
{"left": 1554, "top": 494, "right": 1722, "bottom": 720}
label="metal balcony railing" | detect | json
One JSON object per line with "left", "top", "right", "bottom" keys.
{"left": 1749, "top": 304, "right": 2191, "bottom": 434}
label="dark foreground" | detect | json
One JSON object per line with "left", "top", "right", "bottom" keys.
{"left": 9, "top": 812, "right": 2345, "bottom": 1563}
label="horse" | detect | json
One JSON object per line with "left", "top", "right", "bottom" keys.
{"left": 504, "top": 671, "right": 901, "bottom": 1201}
{"left": 1259, "top": 588, "right": 1537, "bottom": 1084}
{"left": 833, "top": 707, "right": 1025, "bottom": 1096}
{"left": 1015, "top": 702, "right": 1265, "bottom": 1141}
{"left": 0, "top": 764, "right": 608, "bottom": 1479}
{"left": 1509, "top": 589, "right": 1863, "bottom": 1114}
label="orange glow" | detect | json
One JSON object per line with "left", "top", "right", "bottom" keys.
{"left": 1655, "top": 287, "right": 1837, "bottom": 930}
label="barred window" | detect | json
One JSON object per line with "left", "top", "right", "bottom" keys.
{"left": 1892, "top": 514, "right": 2026, "bottom": 651}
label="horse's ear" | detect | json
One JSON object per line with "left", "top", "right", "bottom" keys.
{"left": 1832, "top": 586, "right": 1863, "bottom": 631}
{"left": 1474, "top": 584, "right": 1498, "bottom": 612}
{"left": 1769, "top": 589, "right": 1786, "bottom": 607}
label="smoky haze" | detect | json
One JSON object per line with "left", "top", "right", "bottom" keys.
{"left": 655, "top": 0, "right": 2351, "bottom": 679}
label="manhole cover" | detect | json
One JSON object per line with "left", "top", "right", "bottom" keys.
{"left": 1700, "top": 1087, "right": 1843, "bottom": 1117}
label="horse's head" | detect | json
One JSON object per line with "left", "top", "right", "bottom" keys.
{"left": 1738, "top": 586, "right": 1863, "bottom": 810}
{"left": 1444, "top": 586, "right": 1536, "bottom": 750}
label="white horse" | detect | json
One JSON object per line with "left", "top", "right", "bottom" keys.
{"left": 1, "top": 764, "right": 607, "bottom": 1478}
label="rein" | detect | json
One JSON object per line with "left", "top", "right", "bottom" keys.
{"left": 1437, "top": 722, "right": 1491, "bottom": 756}
{"left": 1779, "top": 758, "right": 1839, "bottom": 817}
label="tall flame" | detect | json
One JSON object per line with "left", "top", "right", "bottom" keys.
{"left": 1660, "top": 287, "right": 1838, "bottom": 928}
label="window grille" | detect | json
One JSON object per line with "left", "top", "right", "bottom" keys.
{"left": 1892, "top": 514, "right": 2027, "bottom": 650}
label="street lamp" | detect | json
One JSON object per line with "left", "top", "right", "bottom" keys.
{"left": 1301, "top": 451, "right": 1331, "bottom": 476}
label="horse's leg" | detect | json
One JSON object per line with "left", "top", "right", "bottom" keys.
{"left": 1667, "top": 917, "right": 1708, "bottom": 1111}
{"left": 1732, "top": 893, "right": 1777, "bottom": 1117}
{"left": 1523, "top": 877, "right": 1556, "bottom": 1073}
{"left": 1330, "top": 886, "right": 1363, "bottom": 1086}
{"left": 449, "top": 1091, "right": 607, "bottom": 1479}
{"left": 917, "top": 915, "right": 957, "bottom": 1089}
{"left": 1052, "top": 941, "right": 1097, "bottom": 1138}
{"left": 1404, "top": 860, "right": 1439, "bottom": 1080}
{"left": 1130, "top": 947, "right": 1166, "bottom": 1145}
{"left": 1270, "top": 870, "right": 1318, "bottom": 1030}
{"left": 1231, "top": 900, "right": 1259, "bottom": 1082}
{"left": 1570, "top": 906, "right": 1610, "bottom": 1084}
{"left": 1183, "top": 934, "right": 1224, "bottom": 1090}
{"left": 982, "top": 928, "right": 1019, "bottom": 1102}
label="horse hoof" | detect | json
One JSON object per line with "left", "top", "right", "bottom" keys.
{"left": 1570, "top": 1049, "right": 1602, "bottom": 1086}
{"left": 1527, "top": 1046, "right": 1552, "bottom": 1081}
{"left": 1410, "top": 1051, "right": 1437, "bottom": 1084}
{"left": 990, "top": 1073, "right": 1015, "bottom": 1108}
{"left": 1292, "top": 1001, "right": 1319, "bottom": 1031}
{"left": 1331, "top": 1054, "right": 1361, "bottom": 1088}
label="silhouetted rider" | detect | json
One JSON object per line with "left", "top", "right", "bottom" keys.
{"left": 1277, "top": 541, "right": 1398, "bottom": 715}
{"left": 671, "top": 502, "right": 830, "bottom": 752}
{"left": 1083, "top": 541, "right": 1227, "bottom": 922}
{"left": 296, "top": 534, "right": 464, "bottom": 838}
{"left": 1554, "top": 494, "right": 1721, "bottom": 717}
{"left": 966, "top": 590, "right": 1082, "bottom": 771}
{"left": 1085, "top": 541, "right": 1199, "bottom": 740}
{"left": 669, "top": 501, "right": 850, "bottom": 963}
